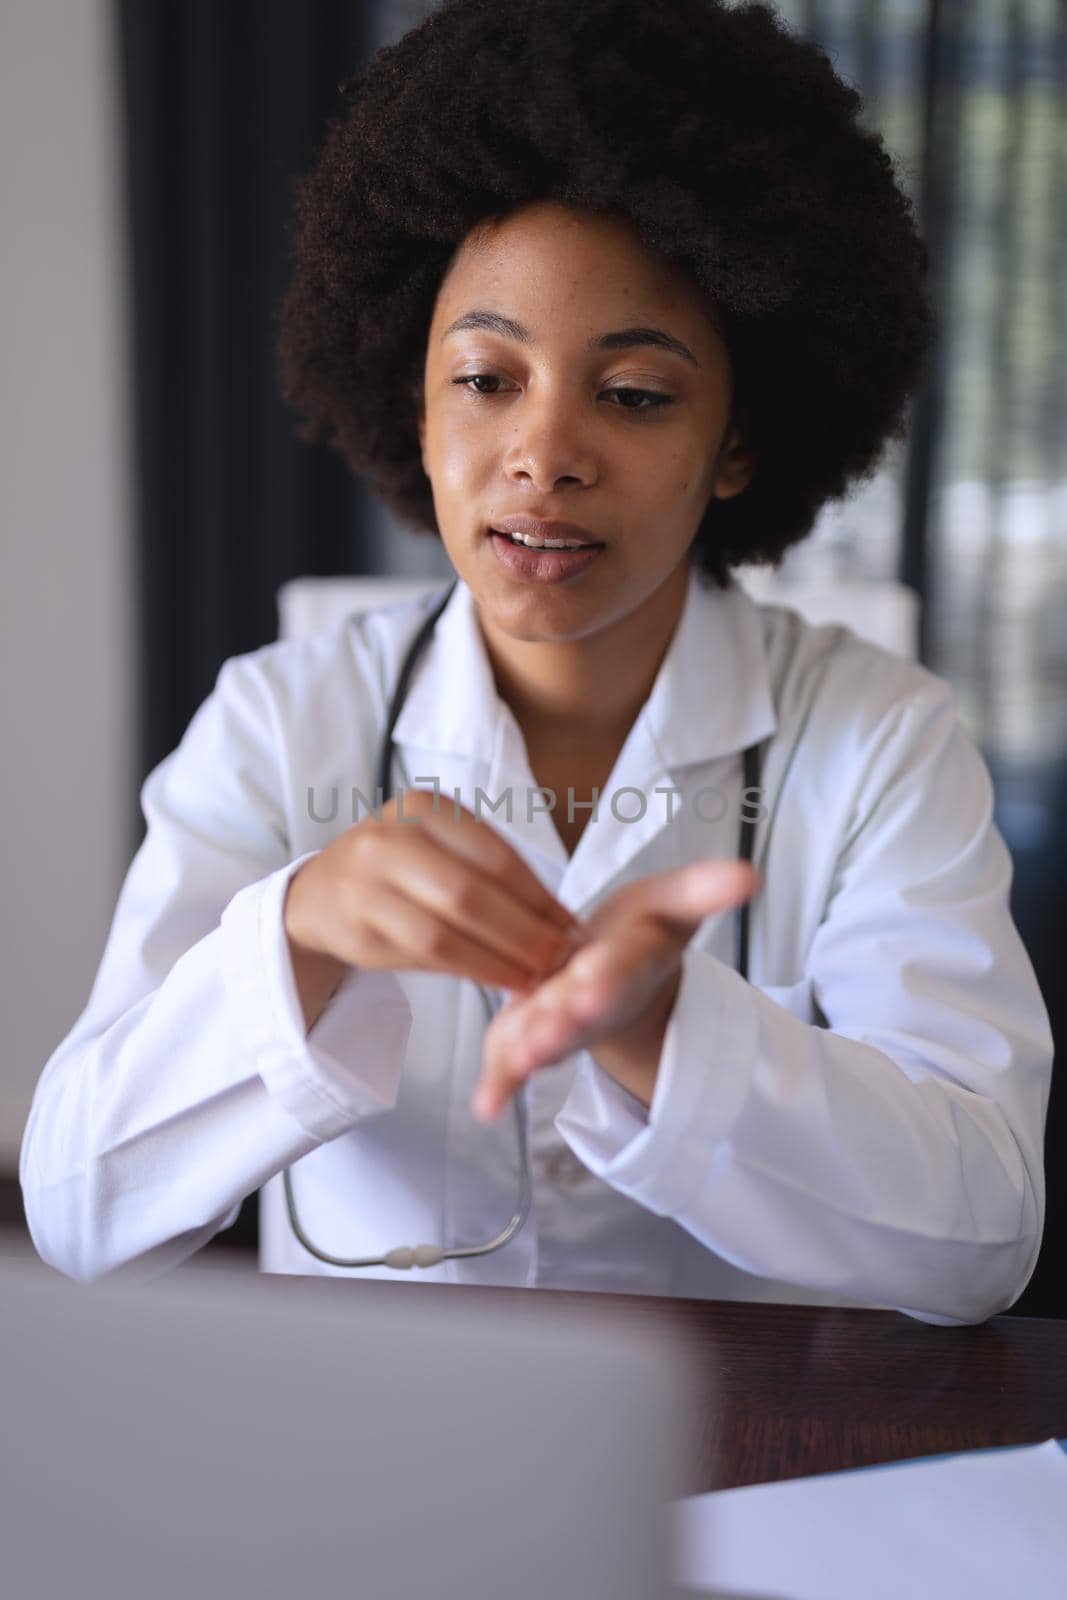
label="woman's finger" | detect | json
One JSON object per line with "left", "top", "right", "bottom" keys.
{"left": 349, "top": 882, "right": 544, "bottom": 993}
{"left": 472, "top": 923, "right": 675, "bottom": 1120}
{"left": 356, "top": 823, "right": 584, "bottom": 979}
{"left": 397, "top": 789, "right": 582, "bottom": 934}
{"left": 588, "top": 858, "right": 760, "bottom": 944}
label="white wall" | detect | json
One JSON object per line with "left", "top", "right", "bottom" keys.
{"left": 0, "top": 0, "right": 133, "bottom": 1167}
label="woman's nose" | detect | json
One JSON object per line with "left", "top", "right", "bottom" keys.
{"left": 502, "top": 389, "right": 597, "bottom": 489}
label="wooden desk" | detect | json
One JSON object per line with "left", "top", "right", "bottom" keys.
{"left": 277, "top": 1274, "right": 1067, "bottom": 1494}
{"left": 6, "top": 1221, "right": 1064, "bottom": 1495}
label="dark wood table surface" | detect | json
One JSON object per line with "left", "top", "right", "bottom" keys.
{"left": 263, "top": 1271, "right": 1067, "bottom": 1495}
{"left": 6, "top": 1221, "right": 1065, "bottom": 1497}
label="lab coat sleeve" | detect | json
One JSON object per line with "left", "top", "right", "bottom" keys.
{"left": 19, "top": 652, "right": 413, "bottom": 1285}
{"left": 554, "top": 679, "right": 1053, "bottom": 1325}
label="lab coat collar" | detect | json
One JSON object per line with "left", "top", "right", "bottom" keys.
{"left": 391, "top": 562, "right": 778, "bottom": 774}
{"left": 390, "top": 562, "right": 778, "bottom": 900}
{"left": 639, "top": 564, "right": 778, "bottom": 774}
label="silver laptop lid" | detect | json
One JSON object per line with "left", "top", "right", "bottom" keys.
{"left": 2, "top": 1257, "right": 699, "bottom": 1599}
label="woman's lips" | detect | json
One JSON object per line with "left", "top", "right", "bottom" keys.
{"left": 489, "top": 531, "right": 604, "bottom": 584}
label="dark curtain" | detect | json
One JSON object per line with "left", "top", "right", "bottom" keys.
{"left": 117, "top": 0, "right": 380, "bottom": 797}
{"left": 117, "top": 0, "right": 1066, "bottom": 1313}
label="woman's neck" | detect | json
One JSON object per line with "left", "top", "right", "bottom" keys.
{"left": 477, "top": 561, "right": 691, "bottom": 746}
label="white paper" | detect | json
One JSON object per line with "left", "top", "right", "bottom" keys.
{"left": 670, "top": 1439, "right": 1067, "bottom": 1599}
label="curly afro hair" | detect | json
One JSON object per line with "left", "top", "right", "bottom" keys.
{"left": 276, "top": 0, "right": 934, "bottom": 588}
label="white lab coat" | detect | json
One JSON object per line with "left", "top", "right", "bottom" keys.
{"left": 20, "top": 567, "right": 1052, "bottom": 1323}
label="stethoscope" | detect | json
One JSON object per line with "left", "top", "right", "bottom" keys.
{"left": 283, "top": 577, "right": 764, "bottom": 1270}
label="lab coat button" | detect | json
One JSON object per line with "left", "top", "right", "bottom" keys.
{"left": 544, "top": 1147, "right": 585, "bottom": 1186}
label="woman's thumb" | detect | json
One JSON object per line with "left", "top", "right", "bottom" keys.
{"left": 647, "top": 859, "right": 761, "bottom": 929}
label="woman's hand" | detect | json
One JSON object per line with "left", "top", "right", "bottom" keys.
{"left": 283, "top": 790, "right": 583, "bottom": 1029}
{"left": 470, "top": 859, "right": 760, "bottom": 1122}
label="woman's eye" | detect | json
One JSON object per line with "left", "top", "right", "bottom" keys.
{"left": 451, "top": 375, "right": 675, "bottom": 411}
{"left": 607, "top": 387, "right": 675, "bottom": 411}
{"left": 453, "top": 374, "right": 508, "bottom": 395}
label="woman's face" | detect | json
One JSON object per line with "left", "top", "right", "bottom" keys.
{"left": 418, "top": 200, "right": 754, "bottom": 647}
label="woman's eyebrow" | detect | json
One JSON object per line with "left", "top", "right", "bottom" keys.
{"left": 442, "top": 309, "right": 699, "bottom": 367}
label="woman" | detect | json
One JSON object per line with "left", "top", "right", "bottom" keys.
{"left": 20, "top": 0, "right": 1052, "bottom": 1321}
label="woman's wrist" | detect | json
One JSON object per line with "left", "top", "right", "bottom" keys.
{"left": 588, "top": 968, "right": 681, "bottom": 1109}
{"left": 286, "top": 936, "right": 347, "bottom": 1035}
{"left": 283, "top": 869, "right": 347, "bottom": 1033}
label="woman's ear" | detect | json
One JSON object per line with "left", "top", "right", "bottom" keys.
{"left": 711, "top": 412, "right": 757, "bottom": 501}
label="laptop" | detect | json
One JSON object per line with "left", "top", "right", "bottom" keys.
{"left": 1, "top": 1254, "right": 702, "bottom": 1599}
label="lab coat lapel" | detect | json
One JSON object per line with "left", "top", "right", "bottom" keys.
{"left": 390, "top": 580, "right": 502, "bottom": 772}
{"left": 559, "top": 567, "right": 778, "bottom": 909}
{"left": 389, "top": 581, "right": 566, "bottom": 867}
